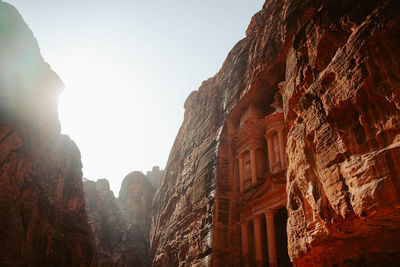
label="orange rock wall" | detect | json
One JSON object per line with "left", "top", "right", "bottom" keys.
{"left": 151, "top": 0, "right": 400, "bottom": 266}
{"left": 284, "top": 0, "right": 400, "bottom": 265}
{"left": 0, "top": 2, "right": 96, "bottom": 266}
{"left": 84, "top": 171, "right": 157, "bottom": 266}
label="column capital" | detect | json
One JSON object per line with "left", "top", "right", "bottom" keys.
{"left": 249, "top": 145, "right": 257, "bottom": 151}
{"left": 265, "top": 209, "right": 276, "bottom": 218}
{"left": 253, "top": 215, "right": 263, "bottom": 225}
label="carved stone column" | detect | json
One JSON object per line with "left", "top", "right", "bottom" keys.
{"left": 253, "top": 215, "right": 264, "bottom": 267}
{"left": 241, "top": 222, "right": 250, "bottom": 267}
{"left": 250, "top": 148, "right": 257, "bottom": 185}
{"left": 277, "top": 128, "right": 286, "bottom": 170}
{"left": 239, "top": 155, "right": 245, "bottom": 192}
{"left": 266, "top": 137, "right": 274, "bottom": 174}
{"left": 265, "top": 210, "right": 277, "bottom": 267}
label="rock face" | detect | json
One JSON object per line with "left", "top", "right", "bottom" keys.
{"left": 284, "top": 0, "right": 400, "bottom": 265}
{"left": 146, "top": 166, "right": 164, "bottom": 189}
{"left": 83, "top": 179, "right": 122, "bottom": 266}
{"left": 0, "top": 2, "right": 96, "bottom": 266}
{"left": 84, "top": 170, "right": 159, "bottom": 266}
{"left": 151, "top": 0, "right": 400, "bottom": 266}
{"left": 150, "top": 0, "right": 303, "bottom": 264}
{"left": 119, "top": 172, "right": 156, "bottom": 266}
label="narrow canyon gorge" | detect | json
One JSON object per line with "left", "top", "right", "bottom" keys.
{"left": 1, "top": 0, "right": 400, "bottom": 266}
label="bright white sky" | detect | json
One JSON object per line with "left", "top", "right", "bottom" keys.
{"left": 6, "top": 0, "right": 264, "bottom": 195}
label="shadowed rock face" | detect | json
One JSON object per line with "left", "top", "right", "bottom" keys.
{"left": 83, "top": 179, "right": 122, "bottom": 266}
{"left": 0, "top": 2, "right": 96, "bottom": 266}
{"left": 83, "top": 171, "right": 157, "bottom": 267}
{"left": 151, "top": 0, "right": 400, "bottom": 266}
{"left": 119, "top": 172, "right": 156, "bottom": 244}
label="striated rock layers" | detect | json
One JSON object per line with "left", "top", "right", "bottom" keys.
{"left": 0, "top": 2, "right": 96, "bottom": 266}
{"left": 84, "top": 169, "right": 161, "bottom": 266}
{"left": 151, "top": 0, "right": 400, "bottom": 266}
{"left": 284, "top": 0, "right": 400, "bottom": 265}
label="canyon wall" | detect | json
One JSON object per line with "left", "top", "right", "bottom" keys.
{"left": 0, "top": 2, "right": 96, "bottom": 266}
{"left": 150, "top": 0, "right": 312, "bottom": 265}
{"left": 284, "top": 0, "right": 400, "bottom": 265}
{"left": 84, "top": 169, "right": 162, "bottom": 266}
{"left": 151, "top": 0, "right": 400, "bottom": 266}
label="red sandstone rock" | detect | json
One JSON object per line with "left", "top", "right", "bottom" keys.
{"left": 0, "top": 2, "right": 96, "bottom": 265}
{"left": 284, "top": 0, "right": 400, "bottom": 265}
{"left": 83, "top": 179, "right": 123, "bottom": 265}
{"left": 151, "top": 0, "right": 400, "bottom": 266}
{"left": 84, "top": 170, "right": 158, "bottom": 266}
{"left": 146, "top": 166, "right": 164, "bottom": 189}
{"left": 150, "top": 0, "right": 307, "bottom": 265}
{"left": 3, "top": 0, "right": 400, "bottom": 266}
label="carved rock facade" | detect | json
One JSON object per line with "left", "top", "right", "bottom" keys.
{"left": 151, "top": 0, "right": 400, "bottom": 266}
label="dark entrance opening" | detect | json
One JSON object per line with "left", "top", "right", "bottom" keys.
{"left": 274, "top": 207, "right": 291, "bottom": 267}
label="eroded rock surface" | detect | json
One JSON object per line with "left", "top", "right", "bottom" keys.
{"left": 84, "top": 170, "right": 159, "bottom": 266}
{"left": 151, "top": 0, "right": 400, "bottom": 266}
{"left": 84, "top": 179, "right": 122, "bottom": 266}
{"left": 150, "top": 0, "right": 311, "bottom": 265}
{"left": 146, "top": 166, "right": 164, "bottom": 189}
{"left": 0, "top": 2, "right": 96, "bottom": 266}
{"left": 284, "top": 0, "right": 400, "bottom": 265}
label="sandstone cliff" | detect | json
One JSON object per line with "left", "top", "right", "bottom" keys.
{"left": 0, "top": 2, "right": 96, "bottom": 266}
{"left": 84, "top": 170, "right": 160, "bottom": 266}
{"left": 284, "top": 0, "right": 400, "bottom": 265}
{"left": 151, "top": 0, "right": 400, "bottom": 266}
{"left": 146, "top": 166, "right": 164, "bottom": 189}
{"left": 84, "top": 179, "right": 123, "bottom": 266}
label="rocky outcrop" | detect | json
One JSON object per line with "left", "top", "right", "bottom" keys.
{"left": 119, "top": 171, "right": 155, "bottom": 266}
{"left": 83, "top": 179, "right": 122, "bottom": 265}
{"left": 0, "top": 2, "right": 96, "bottom": 266}
{"left": 146, "top": 166, "right": 164, "bottom": 189}
{"left": 284, "top": 0, "right": 400, "bottom": 265}
{"left": 151, "top": 0, "right": 400, "bottom": 266}
{"left": 150, "top": 0, "right": 306, "bottom": 265}
{"left": 84, "top": 170, "right": 159, "bottom": 266}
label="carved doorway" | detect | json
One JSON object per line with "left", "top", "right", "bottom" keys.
{"left": 275, "top": 207, "right": 291, "bottom": 267}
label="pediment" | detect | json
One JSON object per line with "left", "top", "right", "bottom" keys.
{"left": 248, "top": 171, "right": 286, "bottom": 202}
{"left": 236, "top": 120, "right": 265, "bottom": 153}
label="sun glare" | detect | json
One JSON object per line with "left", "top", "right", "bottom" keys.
{"left": 57, "top": 59, "right": 138, "bottom": 192}
{"left": 14, "top": 0, "right": 267, "bottom": 195}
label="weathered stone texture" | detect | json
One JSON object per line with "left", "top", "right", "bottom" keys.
{"left": 146, "top": 166, "right": 164, "bottom": 189}
{"left": 0, "top": 2, "right": 96, "bottom": 266}
{"left": 83, "top": 179, "right": 123, "bottom": 266}
{"left": 150, "top": 1, "right": 317, "bottom": 266}
{"left": 284, "top": 0, "right": 400, "bottom": 265}
{"left": 84, "top": 171, "right": 157, "bottom": 266}
{"left": 119, "top": 171, "right": 155, "bottom": 266}
{"left": 151, "top": 0, "right": 400, "bottom": 266}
